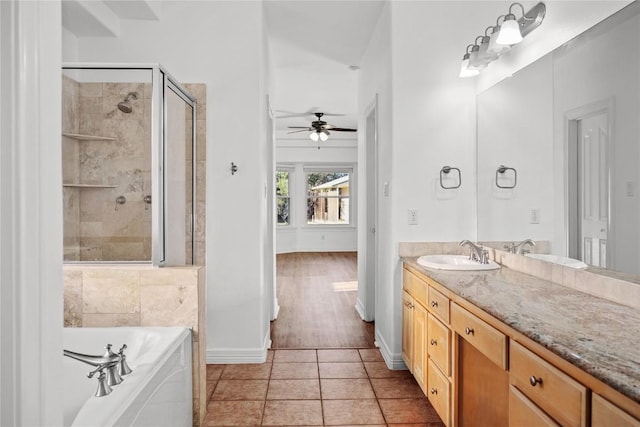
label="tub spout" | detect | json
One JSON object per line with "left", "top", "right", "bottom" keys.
{"left": 63, "top": 344, "right": 120, "bottom": 367}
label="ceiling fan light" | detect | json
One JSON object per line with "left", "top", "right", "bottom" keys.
{"left": 319, "top": 132, "right": 329, "bottom": 142}
{"left": 496, "top": 15, "right": 523, "bottom": 45}
{"left": 309, "top": 132, "right": 319, "bottom": 142}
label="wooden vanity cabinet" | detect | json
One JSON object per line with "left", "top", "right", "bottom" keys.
{"left": 403, "top": 268, "right": 453, "bottom": 425}
{"left": 403, "top": 263, "right": 640, "bottom": 427}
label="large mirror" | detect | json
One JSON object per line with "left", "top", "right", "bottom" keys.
{"left": 477, "top": 2, "right": 640, "bottom": 276}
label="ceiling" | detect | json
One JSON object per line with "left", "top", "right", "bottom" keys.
{"left": 264, "top": 0, "right": 385, "bottom": 134}
{"left": 62, "top": 0, "right": 385, "bottom": 137}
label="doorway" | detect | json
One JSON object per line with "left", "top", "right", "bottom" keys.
{"left": 567, "top": 101, "right": 612, "bottom": 268}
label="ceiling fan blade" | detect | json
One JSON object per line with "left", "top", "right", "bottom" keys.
{"left": 287, "top": 129, "right": 312, "bottom": 134}
{"left": 276, "top": 108, "right": 320, "bottom": 119}
{"left": 287, "top": 126, "right": 313, "bottom": 129}
{"left": 329, "top": 127, "right": 357, "bottom": 132}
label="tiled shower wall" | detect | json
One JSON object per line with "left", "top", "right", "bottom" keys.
{"left": 62, "top": 75, "right": 152, "bottom": 261}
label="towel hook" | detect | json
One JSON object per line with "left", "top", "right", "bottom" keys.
{"left": 115, "top": 195, "right": 126, "bottom": 211}
{"left": 496, "top": 165, "right": 517, "bottom": 189}
{"left": 440, "top": 166, "right": 461, "bottom": 189}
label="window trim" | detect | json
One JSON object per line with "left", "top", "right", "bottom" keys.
{"left": 275, "top": 166, "right": 294, "bottom": 227}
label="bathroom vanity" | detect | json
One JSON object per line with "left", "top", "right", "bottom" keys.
{"left": 402, "top": 258, "right": 640, "bottom": 427}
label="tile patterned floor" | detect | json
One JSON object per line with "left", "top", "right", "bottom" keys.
{"left": 205, "top": 348, "right": 445, "bottom": 426}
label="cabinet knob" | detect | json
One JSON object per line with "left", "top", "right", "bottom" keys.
{"left": 430, "top": 339, "right": 437, "bottom": 346}
{"left": 430, "top": 388, "right": 438, "bottom": 395}
{"left": 529, "top": 376, "right": 543, "bottom": 387}
{"left": 431, "top": 301, "right": 438, "bottom": 308}
{"left": 465, "top": 327, "right": 474, "bottom": 336}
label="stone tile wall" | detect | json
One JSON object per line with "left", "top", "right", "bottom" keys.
{"left": 64, "top": 264, "right": 207, "bottom": 427}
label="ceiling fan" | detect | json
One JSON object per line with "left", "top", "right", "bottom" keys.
{"left": 287, "top": 112, "right": 357, "bottom": 142}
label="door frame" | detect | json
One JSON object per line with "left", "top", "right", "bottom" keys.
{"left": 357, "top": 94, "right": 379, "bottom": 322}
{"left": 564, "top": 98, "right": 614, "bottom": 265}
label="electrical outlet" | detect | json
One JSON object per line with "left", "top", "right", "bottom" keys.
{"left": 530, "top": 208, "right": 540, "bottom": 224}
{"left": 408, "top": 208, "right": 419, "bottom": 225}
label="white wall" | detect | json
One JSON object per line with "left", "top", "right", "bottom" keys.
{"left": 357, "top": 1, "right": 395, "bottom": 364}
{"left": 69, "top": 1, "right": 270, "bottom": 362}
{"left": 276, "top": 136, "right": 357, "bottom": 253}
{"left": 1, "top": 1, "right": 63, "bottom": 424}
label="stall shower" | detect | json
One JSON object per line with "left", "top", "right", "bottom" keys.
{"left": 62, "top": 65, "right": 201, "bottom": 265}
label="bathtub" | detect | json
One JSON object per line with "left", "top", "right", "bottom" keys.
{"left": 63, "top": 327, "right": 192, "bottom": 427}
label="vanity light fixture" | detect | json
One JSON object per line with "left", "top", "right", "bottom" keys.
{"left": 459, "top": 2, "right": 546, "bottom": 78}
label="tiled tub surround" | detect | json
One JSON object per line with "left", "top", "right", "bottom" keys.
{"left": 402, "top": 256, "right": 640, "bottom": 407}
{"left": 63, "top": 265, "right": 207, "bottom": 427}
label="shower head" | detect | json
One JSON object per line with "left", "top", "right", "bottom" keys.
{"left": 117, "top": 91, "right": 139, "bottom": 114}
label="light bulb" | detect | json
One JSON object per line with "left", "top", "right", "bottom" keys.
{"left": 459, "top": 55, "right": 479, "bottom": 78}
{"left": 487, "top": 26, "right": 511, "bottom": 55}
{"left": 496, "top": 15, "right": 522, "bottom": 45}
{"left": 309, "top": 132, "right": 319, "bottom": 142}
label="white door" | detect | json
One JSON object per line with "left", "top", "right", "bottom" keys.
{"left": 578, "top": 112, "right": 609, "bottom": 268}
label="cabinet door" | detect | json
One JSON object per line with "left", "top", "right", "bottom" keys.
{"left": 592, "top": 394, "right": 640, "bottom": 427}
{"left": 402, "top": 291, "right": 414, "bottom": 371}
{"left": 509, "top": 385, "right": 560, "bottom": 427}
{"left": 413, "top": 302, "right": 428, "bottom": 393}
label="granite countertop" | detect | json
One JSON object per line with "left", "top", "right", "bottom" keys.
{"left": 403, "top": 257, "right": 640, "bottom": 404}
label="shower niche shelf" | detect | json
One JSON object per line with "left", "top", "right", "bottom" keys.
{"left": 63, "top": 183, "right": 118, "bottom": 189}
{"left": 62, "top": 132, "right": 117, "bottom": 142}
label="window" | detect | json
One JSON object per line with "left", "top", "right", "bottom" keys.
{"left": 306, "top": 171, "right": 351, "bottom": 225}
{"left": 276, "top": 170, "right": 290, "bottom": 225}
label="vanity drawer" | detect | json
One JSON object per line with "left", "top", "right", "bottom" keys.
{"left": 510, "top": 341, "right": 587, "bottom": 427}
{"left": 509, "top": 385, "right": 560, "bottom": 427}
{"left": 403, "top": 269, "right": 428, "bottom": 307}
{"left": 427, "top": 314, "right": 451, "bottom": 376}
{"left": 427, "top": 358, "right": 451, "bottom": 426}
{"left": 427, "top": 285, "right": 450, "bottom": 323}
{"left": 450, "top": 303, "right": 507, "bottom": 370}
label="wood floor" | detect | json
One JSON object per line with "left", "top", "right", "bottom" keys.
{"left": 271, "top": 252, "right": 375, "bottom": 349}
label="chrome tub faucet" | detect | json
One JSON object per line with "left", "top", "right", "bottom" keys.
{"left": 64, "top": 344, "right": 132, "bottom": 397}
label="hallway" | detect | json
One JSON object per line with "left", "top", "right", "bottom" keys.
{"left": 271, "top": 252, "right": 375, "bottom": 349}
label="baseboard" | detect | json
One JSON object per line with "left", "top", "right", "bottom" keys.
{"left": 271, "top": 302, "right": 280, "bottom": 321}
{"left": 355, "top": 298, "right": 367, "bottom": 321}
{"left": 375, "top": 329, "right": 408, "bottom": 370}
{"left": 206, "top": 330, "right": 271, "bottom": 364}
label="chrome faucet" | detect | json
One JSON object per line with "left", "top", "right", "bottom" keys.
{"left": 505, "top": 239, "right": 536, "bottom": 255}
{"left": 459, "top": 240, "right": 490, "bottom": 264}
{"left": 64, "top": 344, "right": 132, "bottom": 397}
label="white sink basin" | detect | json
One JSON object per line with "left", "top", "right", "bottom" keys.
{"left": 417, "top": 255, "right": 500, "bottom": 271}
{"left": 525, "top": 253, "right": 588, "bottom": 269}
